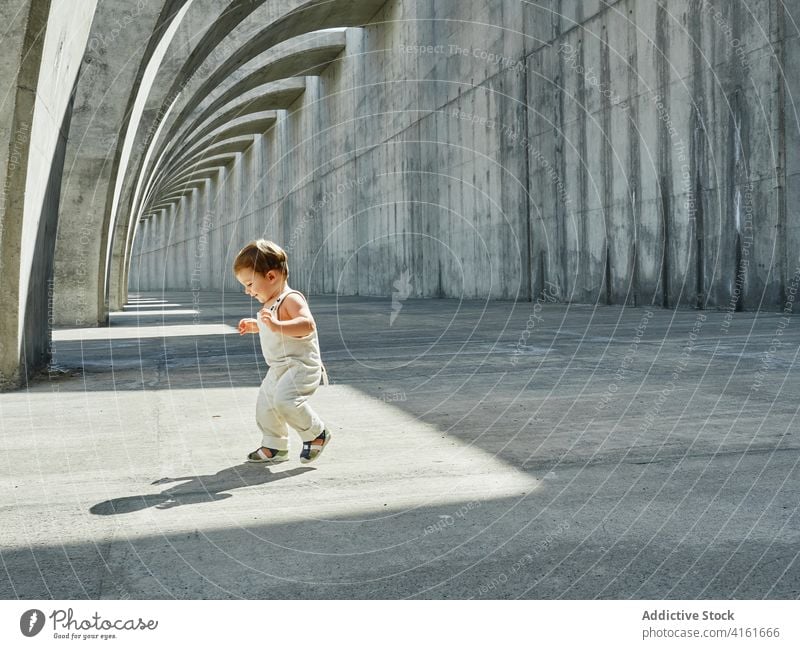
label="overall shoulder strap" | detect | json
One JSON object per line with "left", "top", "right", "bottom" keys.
{"left": 275, "top": 289, "right": 307, "bottom": 320}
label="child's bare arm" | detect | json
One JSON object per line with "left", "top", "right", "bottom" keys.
{"left": 260, "top": 311, "right": 315, "bottom": 337}
{"left": 269, "top": 315, "right": 314, "bottom": 337}
{"left": 260, "top": 294, "right": 316, "bottom": 337}
{"left": 238, "top": 318, "right": 258, "bottom": 335}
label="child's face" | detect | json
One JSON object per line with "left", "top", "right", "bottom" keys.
{"left": 235, "top": 267, "right": 281, "bottom": 304}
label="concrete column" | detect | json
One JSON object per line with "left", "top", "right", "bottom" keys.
{"left": 0, "top": 0, "right": 96, "bottom": 390}
{"left": 132, "top": 218, "right": 144, "bottom": 290}
{"left": 255, "top": 133, "right": 271, "bottom": 231}
{"left": 780, "top": 1, "right": 800, "bottom": 310}
{"left": 200, "top": 179, "right": 213, "bottom": 291}
{"left": 53, "top": 0, "right": 178, "bottom": 327}
{"left": 136, "top": 218, "right": 150, "bottom": 292}
{"left": 209, "top": 168, "right": 225, "bottom": 290}
{"left": 225, "top": 154, "right": 242, "bottom": 292}
{"left": 128, "top": 221, "right": 142, "bottom": 295}
{"left": 140, "top": 215, "right": 154, "bottom": 290}
{"left": 158, "top": 208, "right": 171, "bottom": 291}
{"left": 170, "top": 195, "right": 186, "bottom": 290}
{"left": 242, "top": 137, "right": 258, "bottom": 242}
{"left": 185, "top": 189, "right": 198, "bottom": 292}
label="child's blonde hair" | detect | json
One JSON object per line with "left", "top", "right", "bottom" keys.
{"left": 233, "top": 239, "right": 288, "bottom": 278}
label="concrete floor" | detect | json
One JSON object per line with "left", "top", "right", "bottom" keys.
{"left": 1, "top": 290, "right": 798, "bottom": 599}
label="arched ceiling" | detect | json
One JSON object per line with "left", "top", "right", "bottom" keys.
{"left": 136, "top": 28, "right": 349, "bottom": 216}
{"left": 103, "top": 0, "right": 387, "bottom": 312}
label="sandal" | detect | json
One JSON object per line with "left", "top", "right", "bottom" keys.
{"left": 247, "top": 447, "right": 289, "bottom": 464}
{"left": 300, "top": 430, "right": 331, "bottom": 463}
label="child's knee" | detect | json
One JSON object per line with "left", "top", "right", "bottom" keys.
{"left": 273, "top": 397, "right": 299, "bottom": 417}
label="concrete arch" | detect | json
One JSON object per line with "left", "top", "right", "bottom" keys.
{"left": 144, "top": 78, "right": 306, "bottom": 203}
{"left": 154, "top": 30, "right": 346, "bottom": 172}
{"left": 142, "top": 113, "right": 277, "bottom": 215}
{"left": 158, "top": 163, "right": 233, "bottom": 199}
{"left": 104, "top": 0, "right": 264, "bottom": 312}
{"left": 137, "top": 31, "right": 352, "bottom": 231}
{"left": 150, "top": 112, "right": 277, "bottom": 192}
{"left": 160, "top": 135, "right": 257, "bottom": 182}
{"left": 162, "top": 154, "right": 237, "bottom": 188}
{"left": 110, "top": 0, "right": 387, "bottom": 312}
{"left": 52, "top": 0, "right": 189, "bottom": 327}
{"left": 135, "top": 30, "right": 351, "bottom": 217}
{"left": 0, "top": 0, "right": 96, "bottom": 389}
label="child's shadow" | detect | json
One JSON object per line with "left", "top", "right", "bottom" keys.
{"left": 89, "top": 464, "right": 313, "bottom": 515}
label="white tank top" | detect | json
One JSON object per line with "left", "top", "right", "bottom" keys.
{"left": 256, "top": 287, "right": 328, "bottom": 383}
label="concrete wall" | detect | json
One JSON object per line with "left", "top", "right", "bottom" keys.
{"left": 130, "top": 0, "right": 799, "bottom": 313}
{"left": 526, "top": 0, "right": 791, "bottom": 310}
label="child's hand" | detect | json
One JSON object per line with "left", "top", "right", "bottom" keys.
{"left": 259, "top": 307, "right": 281, "bottom": 333}
{"left": 238, "top": 318, "right": 258, "bottom": 335}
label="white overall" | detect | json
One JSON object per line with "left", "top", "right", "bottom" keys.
{"left": 255, "top": 287, "right": 328, "bottom": 451}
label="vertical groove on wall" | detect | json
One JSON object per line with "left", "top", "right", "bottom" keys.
{"left": 556, "top": 26, "right": 568, "bottom": 299}
{"left": 655, "top": 2, "right": 672, "bottom": 309}
{"left": 601, "top": 22, "right": 612, "bottom": 305}
{"left": 735, "top": 231, "right": 743, "bottom": 311}
{"left": 577, "top": 31, "right": 588, "bottom": 302}
{"left": 774, "top": 0, "right": 787, "bottom": 305}
{"left": 522, "top": 37, "right": 533, "bottom": 303}
{"left": 689, "top": 0, "right": 705, "bottom": 310}
{"left": 539, "top": 252, "right": 547, "bottom": 298}
{"left": 695, "top": 172, "right": 705, "bottom": 309}
{"left": 660, "top": 179, "right": 670, "bottom": 309}
{"left": 627, "top": 0, "right": 640, "bottom": 308}
{"left": 727, "top": 88, "right": 743, "bottom": 311}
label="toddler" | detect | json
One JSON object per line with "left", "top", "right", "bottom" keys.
{"left": 233, "top": 239, "right": 330, "bottom": 464}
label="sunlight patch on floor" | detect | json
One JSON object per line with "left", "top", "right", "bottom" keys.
{"left": 52, "top": 323, "right": 238, "bottom": 341}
